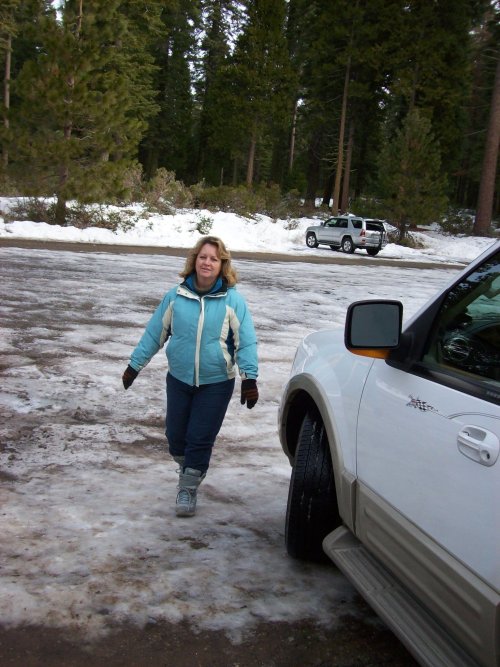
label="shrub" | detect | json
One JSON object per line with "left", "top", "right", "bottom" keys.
{"left": 191, "top": 185, "right": 262, "bottom": 217}
{"left": 268, "top": 192, "right": 303, "bottom": 220}
{"left": 64, "top": 204, "right": 139, "bottom": 232}
{"left": 396, "top": 232, "right": 425, "bottom": 248}
{"left": 0, "top": 172, "right": 19, "bottom": 197}
{"left": 190, "top": 183, "right": 304, "bottom": 219}
{"left": 439, "top": 210, "right": 475, "bottom": 236}
{"left": 195, "top": 214, "right": 214, "bottom": 235}
{"left": 121, "top": 163, "right": 144, "bottom": 203}
{"left": 145, "top": 169, "right": 193, "bottom": 213}
{"left": 6, "top": 198, "right": 140, "bottom": 232}
{"left": 5, "top": 197, "right": 56, "bottom": 224}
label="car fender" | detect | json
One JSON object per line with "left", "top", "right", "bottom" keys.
{"left": 279, "top": 331, "right": 375, "bottom": 530}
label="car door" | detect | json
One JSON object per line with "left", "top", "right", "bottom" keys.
{"left": 319, "top": 218, "right": 337, "bottom": 243}
{"left": 354, "top": 250, "right": 500, "bottom": 661}
{"left": 329, "top": 218, "right": 347, "bottom": 246}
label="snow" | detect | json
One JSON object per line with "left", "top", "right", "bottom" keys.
{"left": 0, "top": 199, "right": 497, "bottom": 642}
{"left": 0, "top": 197, "right": 496, "bottom": 265}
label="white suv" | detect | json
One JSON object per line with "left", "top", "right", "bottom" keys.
{"left": 278, "top": 241, "right": 499, "bottom": 667}
{"left": 305, "top": 216, "right": 387, "bottom": 255}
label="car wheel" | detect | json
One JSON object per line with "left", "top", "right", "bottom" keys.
{"left": 285, "top": 409, "right": 341, "bottom": 562}
{"left": 341, "top": 237, "right": 354, "bottom": 253}
{"left": 306, "top": 233, "right": 318, "bottom": 248}
{"left": 366, "top": 248, "right": 380, "bottom": 256}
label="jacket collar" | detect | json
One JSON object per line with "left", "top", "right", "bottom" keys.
{"left": 183, "top": 273, "right": 227, "bottom": 296}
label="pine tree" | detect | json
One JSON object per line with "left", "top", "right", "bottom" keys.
{"left": 297, "top": 0, "right": 397, "bottom": 207}
{"left": 212, "top": 0, "right": 293, "bottom": 187}
{"left": 139, "top": 0, "right": 199, "bottom": 182}
{"left": 381, "top": 0, "right": 487, "bottom": 180}
{"left": 377, "top": 108, "right": 448, "bottom": 240}
{"left": 194, "top": 0, "right": 237, "bottom": 184}
{"left": 1, "top": 0, "right": 48, "bottom": 170}
{"left": 267, "top": 0, "right": 302, "bottom": 189}
{"left": 11, "top": 0, "right": 158, "bottom": 223}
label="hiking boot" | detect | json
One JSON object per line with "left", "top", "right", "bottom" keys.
{"left": 175, "top": 467, "right": 205, "bottom": 517}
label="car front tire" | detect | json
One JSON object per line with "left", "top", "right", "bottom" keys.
{"left": 285, "top": 409, "right": 341, "bottom": 562}
{"left": 341, "top": 237, "right": 354, "bottom": 253}
{"left": 306, "top": 233, "right": 318, "bottom": 248}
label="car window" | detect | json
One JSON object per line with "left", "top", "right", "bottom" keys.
{"left": 423, "top": 251, "right": 500, "bottom": 388}
{"left": 351, "top": 220, "right": 362, "bottom": 229}
{"left": 331, "top": 218, "right": 348, "bottom": 228}
{"left": 366, "top": 222, "right": 384, "bottom": 232}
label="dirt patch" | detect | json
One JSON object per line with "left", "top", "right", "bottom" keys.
{"left": 0, "top": 616, "right": 418, "bottom": 667}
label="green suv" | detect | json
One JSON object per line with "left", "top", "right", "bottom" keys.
{"left": 305, "top": 216, "right": 387, "bottom": 255}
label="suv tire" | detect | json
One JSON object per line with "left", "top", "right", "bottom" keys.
{"left": 306, "top": 233, "right": 318, "bottom": 248}
{"left": 366, "top": 248, "right": 380, "bottom": 256}
{"left": 285, "top": 409, "right": 341, "bottom": 562}
{"left": 341, "top": 237, "right": 355, "bottom": 253}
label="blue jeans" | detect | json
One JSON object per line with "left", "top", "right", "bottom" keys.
{"left": 165, "top": 373, "right": 235, "bottom": 473}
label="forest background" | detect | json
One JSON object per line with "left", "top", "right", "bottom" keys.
{"left": 0, "top": 0, "right": 499, "bottom": 241}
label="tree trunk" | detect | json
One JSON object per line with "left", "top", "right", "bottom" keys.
{"left": 246, "top": 124, "right": 257, "bottom": 187}
{"left": 322, "top": 171, "right": 334, "bottom": 207}
{"left": 288, "top": 99, "right": 298, "bottom": 172}
{"left": 398, "top": 221, "right": 409, "bottom": 242}
{"left": 140, "top": 146, "right": 159, "bottom": 180}
{"left": 473, "top": 56, "right": 500, "bottom": 236}
{"left": 2, "top": 34, "right": 11, "bottom": 168}
{"left": 331, "top": 53, "right": 351, "bottom": 214}
{"left": 340, "top": 121, "right": 354, "bottom": 213}
{"left": 305, "top": 130, "right": 323, "bottom": 206}
{"left": 232, "top": 156, "right": 238, "bottom": 185}
{"left": 54, "top": 194, "right": 67, "bottom": 226}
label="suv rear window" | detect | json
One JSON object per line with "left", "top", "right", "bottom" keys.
{"left": 366, "top": 222, "right": 384, "bottom": 232}
{"left": 351, "top": 220, "right": 362, "bottom": 229}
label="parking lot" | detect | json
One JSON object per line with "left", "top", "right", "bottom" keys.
{"left": 0, "top": 244, "right": 456, "bottom": 665}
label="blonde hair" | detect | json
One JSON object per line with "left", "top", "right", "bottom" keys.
{"left": 180, "top": 236, "right": 238, "bottom": 287}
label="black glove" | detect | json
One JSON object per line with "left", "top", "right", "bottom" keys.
{"left": 240, "top": 378, "right": 258, "bottom": 409}
{"left": 122, "top": 365, "right": 138, "bottom": 390}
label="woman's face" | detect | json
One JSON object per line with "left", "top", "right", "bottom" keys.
{"left": 195, "top": 243, "right": 222, "bottom": 288}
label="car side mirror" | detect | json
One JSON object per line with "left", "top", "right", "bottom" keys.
{"left": 345, "top": 300, "right": 403, "bottom": 359}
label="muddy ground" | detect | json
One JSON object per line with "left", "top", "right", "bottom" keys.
{"left": 0, "top": 615, "right": 418, "bottom": 667}
{"left": 0, "top": 239, "right": 424, "bottom": 666}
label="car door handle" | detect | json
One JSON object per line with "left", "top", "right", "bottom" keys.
{"left": 457, "top": 426, "right": 499, "bottom": 466}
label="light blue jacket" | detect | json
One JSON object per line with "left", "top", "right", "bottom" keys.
{"left": 129, "top": 275, "right": 258, "bottom": 387}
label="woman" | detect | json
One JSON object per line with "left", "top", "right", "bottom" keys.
{"left": 122, "top": 236, "right": 259, "bottom": 517}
